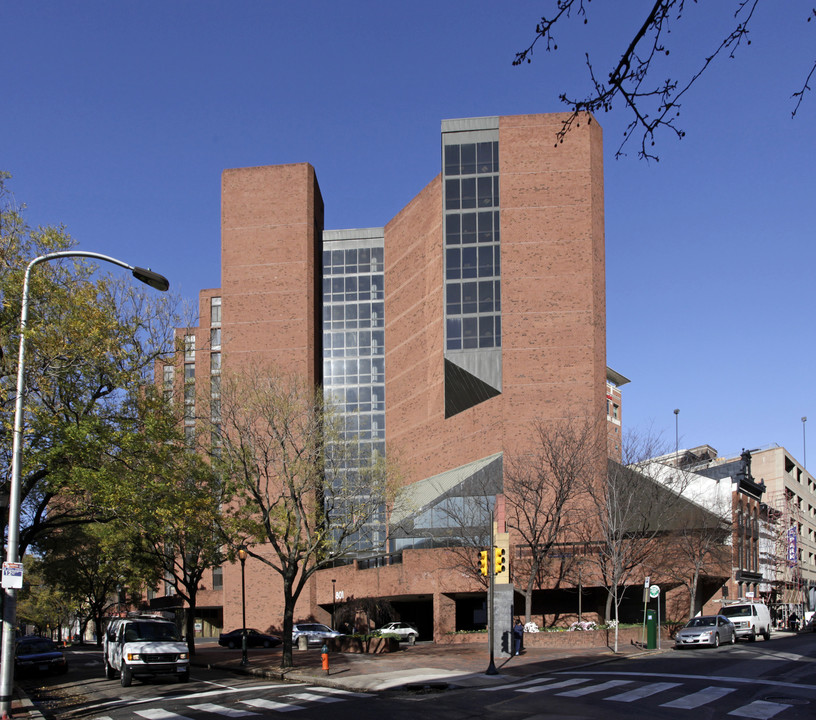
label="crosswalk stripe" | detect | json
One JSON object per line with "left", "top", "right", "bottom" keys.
{"left": 516, "top": 678, "right": 589, "bottom": 693}
{"left": 661, "top": 686, "right": 736, "bottom": 709}
{"left": 480, "top": 677, "right": 556, "bottom": 692}
{"left": 556, "top": 679, "right": 632, "bottom": 697}
{"left": 728, "top": 700, "right": 793, "bottom": 719}
{"left": 242, "top": 698, "right": 302, "bottom": 712}
{"left": 135, "top": 711, "right": 193, "bottom": 720}
{"left": 283, "top": 692, "right": 343, "bottom": 704}
{"left": 189, "top": 702, "right": 260, "bottom": 717}
{"left": 606, "top": 681, "right": 682, "bottom": 702}
{"left": 305, "top": 686, "right": 370, "bottom": 698}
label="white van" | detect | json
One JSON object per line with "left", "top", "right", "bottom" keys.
{"left": 720, "top": 602, "right": 772, "bottom": 641}
{"left": 103, "top": 615, "right": 189, "bottom": 686}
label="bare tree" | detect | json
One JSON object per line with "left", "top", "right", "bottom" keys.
{"left": 514, "top": 1, "right": 815, "bottom": 160}
{"left": 504, "top": 419, "right": 599, "bottom": 622}
{"left": 213, "top": 366, "right": 393, "bottom": 669}
{"left": 579, "top": 432, "right": 687, "bottom": 651}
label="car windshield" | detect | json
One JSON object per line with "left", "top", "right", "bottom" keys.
{"left": 720, "top": 606, "right": 748, "bottom": 618}
{"left": 17, "top": 639, "right": 55, "bottom": 655}
{"left": 126, "top": 622, "right": 181, "bottom": 642}
{"left": 686, "top": 617, "right": 716, "bottom": 628}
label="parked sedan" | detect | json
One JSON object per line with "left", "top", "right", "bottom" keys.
{"left": 292, "top": 623, "right": 342, "bottom": 645}
{"left": 675, "top": 615, "right": 736, "bottom": 648}
{"left": 374, "top": 621, "right": 418, "bottom": 641}
{"left": 218, "top": 628, "right": 281, "bottom": 649}
{"left": 14, "top": 637, "right": 68, "bottom": 675}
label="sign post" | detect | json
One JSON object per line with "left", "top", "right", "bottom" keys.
{"left": 649, "top": 585, "right": 661, "bottom": 649}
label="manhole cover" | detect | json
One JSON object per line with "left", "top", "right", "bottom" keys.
{"left": 404, "top": 682, "right": 449, "bottom": 693}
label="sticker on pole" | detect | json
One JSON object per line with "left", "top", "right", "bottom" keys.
{"left": 2, "top": 562, "right": 23, "bottom": 589}
{"left": 649, "top": 584, "right": 660, "bottom": 599}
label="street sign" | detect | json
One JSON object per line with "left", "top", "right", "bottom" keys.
{"left": 1, "top": 562, "right": 23, "bottom": 589}
{"left": 644, "top": 576, "right": 651, "bottom": 588}
{"left": 649, "top": 584, "right": 660, "bottom": 599}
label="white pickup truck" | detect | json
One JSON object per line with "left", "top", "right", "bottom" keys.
{"left": 103, "top": 615, "right": 189, "bottom": 686}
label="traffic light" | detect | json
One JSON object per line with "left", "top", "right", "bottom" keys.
{"left": 494, "top": 547, "right": 506, "bottom": 575}
{"left": 479, "top": 550, "right": 489, "bottom": 576}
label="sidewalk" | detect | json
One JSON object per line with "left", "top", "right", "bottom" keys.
{"left": 190, "top": 639, "right": 664, "bottom": 692}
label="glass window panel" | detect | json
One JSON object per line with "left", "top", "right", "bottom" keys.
{"left": 210, "top": 297, "right": 221, "bottom": 324}
{"left": 493, "top": 176, "right": 500, "bottom": 205}
{"left": 495, "top": 280, "right": 501, "bottom": 311}
{"left": 371, "top": 275, "right": 384, "bottom": 299}
{"left": 358, "top": 248, "right": 370, "bottom": 272}
{"left": 372, "top": 302, "right": 384, "bottom": 325}
{"left": 345, "top": 360, "right": 358, "bottom": 378}
{"left": 345, "top": 331, "right": 358, "bottom": 349}
{"left": 494, "top": 245, "right": 501, "bottom": 275}
{"left": 478, "top": 246, "right": 494, "bottom": 277}
{"left": 479, "top": 281, "right": 494, "bottom": 312}
{"left": 478, "top": 211, "right": 493, "bottom": 243}
{"left": 463, "top": 317, "right": 478, "bottom": 349}
{"left": 344, "top": 304, "right": 358, "bottom": 321}
{"left": 323, "top": 305, "right": 331, "bottom": 322}
{"left": 492, "top": 141, "right": 499, "bottom": 172}
{"left": 496, "top": 315, "right": 502, "bottom": 347}
{"left": 478, "top": 176, "right": 493, "bottom": 207}
{"left": 462, "top": 282, "right": 478, "bottom": 314}
{"left": 358, "top": 303, "right": 371, "bottom": 321}
{"left": 372, "top": 385, "right": 385, "bottom": 408}
{"left": 445, "top": 213, "right": 461, "bottom": 244}
{"left": 444, "top": 144, "right": 460, "bottom": 176}
{"left": 345, "top": 248, "right": 357, "bottom": 270}
{"left": 371, "top": 247, "right": 384, "bottom": 271}
{"left": 462, "top": 247, "right": 477, "bottom": 279}
{"left": 445, "top": 179, "right": 460, "bottom": 210}
{"left": 477, "top": 142, "right": 493, "bottom": 174}
{"left": 332, "top": 277, "right": 344, "bottom": 294}
{"left": 210, "top": 328, "right": 221, "bottom": 349}
{"left": 460, "top": 143, "right": 476, "bottom": 174}
{"left": 331, "top": 249, "right": 344, "bottom": 266}
{"left": 372, "top": 330, "right": 384, "bottom": 353}
{"left": 447, "top": 316, "right": 462, "bottom": 344}
{"left": 332, "top": 359, "right": 344, "bottom": 377}
{"left": 372, "top": 358, "right": 385, "bottom": 381}
{"left": 446, "top": 283, "right": 461, "bottom": 315}
{"left": 345, "top": 276, "right": 357, "bottom": 296}
{"left": 446, "top": 248, "right": 461, "bottom": 280}
{"left": 322, "top": 250, "right": 331, "bottom": 269}
{"left": 479, "top": 316, "right": 495, "bottom": 348}
{"left": 322, "top": 278, "right": 331, "bottom": 297}
{"left": 184, "top": 363, "right": 195, "bottom": 381}
{"left": 323, "top": 332, "right": 332, "bottom": 351}
{"left": 358, "top": 275, "right": 370, "bottom": 300}
{"left": 324, "top": 359, "right": 332, "bottom": 377}
{"left": 461, "top": 178, "right": 476, "bottom": 209}
{"left": 461, "top": 212, "right": 477, "bottom": 243}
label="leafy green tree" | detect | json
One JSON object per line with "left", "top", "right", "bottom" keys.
{"left": 112, "top": 386, "right": 230, "bottom": 655}
{"left": 0, "top": 172, "right": 178, "bottom": 556}
{"left": 16, "top": 554, "right": 74, "bottom": 638}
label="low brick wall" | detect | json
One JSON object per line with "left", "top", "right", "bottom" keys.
{"left": 440, "top": 626, "right": 669, "bottom": 648}
{"left": 327, "top": 636, "right": 399, "bottom": 654}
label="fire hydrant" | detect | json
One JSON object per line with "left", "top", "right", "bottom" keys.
{"left": 321, "top": 643, "right": 329, "bottom": 675}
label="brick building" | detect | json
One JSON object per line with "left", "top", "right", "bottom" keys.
{"left": 166, "top": 113, "right": 609, "bottom": 640}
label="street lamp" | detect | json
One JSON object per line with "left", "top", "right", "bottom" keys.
{"left": 0, "top": 251, "right": 169, "bottom": 717}
{"left": 237, "top": 545, "right": 248, "bottom": 666}
{"left": 674, "top": 409, "right": 680, "bottom": 465}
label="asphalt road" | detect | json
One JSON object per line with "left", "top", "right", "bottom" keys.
{"left": 18, "top": 632, "right": 816, "bottom": 720}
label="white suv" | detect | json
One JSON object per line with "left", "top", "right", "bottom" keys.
{"left": 103, "top": 616, "right": 189, "bottom": 686}
{"left": 375, "top": 621, "right": 418, "bottom": 641}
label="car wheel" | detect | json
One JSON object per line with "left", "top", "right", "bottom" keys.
{"left": 713, "top": 633, "right": 720, "bottom": 648}
{"left": 749, "top": 629, "right": 757, "bottom": 642}
{"left": 178, "top": 670, "right": 190, "bottom": 683}
{"left": 104, "top": 658, "right": 115, "bottom": 680}
{"left": 120, "top": 664, "right": 133, "bottom": 688}
{"left": 227, "top": 640, "right": 236, "bottom": 649}
{"left": 763, "top": 629, "right": 771, "bottom": 641}
{"left": 730, "top": 631, "right": 736, "bottom": 645}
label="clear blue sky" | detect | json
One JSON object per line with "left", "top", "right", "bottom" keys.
{"left": 5, "top": 1, "right": 815, "bottom": 470}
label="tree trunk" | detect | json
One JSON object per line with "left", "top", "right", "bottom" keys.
{"left": 185, "top": 591, "right": 198, "bottom": 656}
{"left": 281, "top": 577, "right": 296, "bottom": 669}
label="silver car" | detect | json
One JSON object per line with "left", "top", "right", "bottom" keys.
{"left": 292, "top": 623, "right": 342, "bottom": 645}
{"left": 675, "top": 615, "right": 736, "bottom": 648}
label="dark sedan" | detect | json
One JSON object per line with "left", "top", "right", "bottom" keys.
{"left": 218, "top": 628, "right": 281, "bottom": 649}
{"left": 14, "top": 637, "right": 68, "bottom": 675}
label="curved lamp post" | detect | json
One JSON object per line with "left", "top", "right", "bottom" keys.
{"left": 0, "top": 251, "right": 169, "bottom": 717}
{"left": 237, "top": 545, "right": 248, "bottom": 666}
